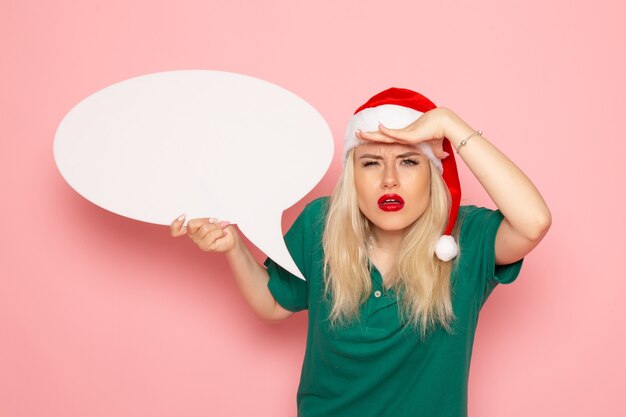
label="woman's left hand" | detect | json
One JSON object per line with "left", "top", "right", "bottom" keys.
{"left": 356, "top": 107, "right": 451, "bottom": 160}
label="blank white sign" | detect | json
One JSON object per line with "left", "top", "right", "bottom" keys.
{"left": 54, "top": 70, "right": 334, "bottom": 279}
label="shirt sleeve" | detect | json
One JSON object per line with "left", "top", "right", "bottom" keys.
{"left": 457, "top": 205, "right": 524, "bottom": 303}
{"left": 263, "top": 202, "right": 313, "bottom": 312}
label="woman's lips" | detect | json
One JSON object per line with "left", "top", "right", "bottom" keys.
{"left": 378, "top": 194, "right": 405, "bottom": 212}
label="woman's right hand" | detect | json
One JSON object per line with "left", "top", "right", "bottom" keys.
{"left": 171, "top": 214, "right": 292, "bottom": 322}
{"left": 170, "top": 215, "right": 237, "bottom": 253}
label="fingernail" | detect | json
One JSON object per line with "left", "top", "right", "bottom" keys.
{"left": 208, "top": 218, "right": 216, "bottom": 224}
{"left": 442, "top": 151, "right": 450, "bottom": 158}
{"left": 219, "top": 221, "right": 230, "bottom": 228}
{"left": 176, "top": 214, "right": 186, "bottom": 221}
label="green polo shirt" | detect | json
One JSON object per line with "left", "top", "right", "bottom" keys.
{"left": 264, "top": 196, "right": 523, "bottom": 417}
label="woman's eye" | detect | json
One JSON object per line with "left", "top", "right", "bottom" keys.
{"left": 363, "top": 161, "right": 379, "bottom": 167}
{"left": 400, "top": 159, "right": 419, "bottom": 166}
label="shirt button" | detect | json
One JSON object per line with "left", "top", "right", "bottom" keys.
{"left": 374, "top": 290, "right": 382, "bottom": 298}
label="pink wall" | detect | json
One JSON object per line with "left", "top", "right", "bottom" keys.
{"left": 2, "top": 0, "right": 624, "bottom": 416}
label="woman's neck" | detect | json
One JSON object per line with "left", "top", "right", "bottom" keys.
{"left": 370, "top": 227, "right": 404, "bottom": 256}
{"left": 368, "top": 227, "right": 405, "bottom": 283}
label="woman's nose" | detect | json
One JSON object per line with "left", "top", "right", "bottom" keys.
{"left": 381, "top": 166, "right": 399, "bottom": 189}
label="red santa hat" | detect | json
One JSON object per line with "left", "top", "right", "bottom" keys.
{"left": 344, "top": 87, "right": 460, "bottom": 261}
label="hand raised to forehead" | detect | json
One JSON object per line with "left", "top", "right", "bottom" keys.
{"left": 355, "top": 108, "right": 450, "bottom": 160}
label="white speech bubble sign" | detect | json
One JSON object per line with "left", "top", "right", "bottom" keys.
{"left": 54, "top": 70, "right": 334, "bottom": 279}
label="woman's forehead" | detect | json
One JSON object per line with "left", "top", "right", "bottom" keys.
{"left": 354, "top": 142, "right": 422, "bottom": 156}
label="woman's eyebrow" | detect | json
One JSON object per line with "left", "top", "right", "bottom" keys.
{"left": 396, "top": 151, "right": 421, "bottom": 158}
{"left": 358, "top": 151, "right": 422, "bottom": 160}
{"left": 359, "top": 154, "right": 383, "bottom": 160}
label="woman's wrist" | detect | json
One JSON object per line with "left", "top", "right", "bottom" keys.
{"left": 439, "top": 108, "right": 476, "bottom": 150}
{"left": 224, "top": 228, "right": 244, "bottom": 260}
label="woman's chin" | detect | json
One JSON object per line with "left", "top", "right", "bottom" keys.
{"left": 368, "top": 218, "right": 415, "bottom": 234}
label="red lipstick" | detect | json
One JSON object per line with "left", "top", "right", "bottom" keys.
{"left": 378, "top": 194, "right": 405, "bottom": 212}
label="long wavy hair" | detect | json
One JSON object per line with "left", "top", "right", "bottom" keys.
{"left": 322, "top": 148, "right": 458, "bottom": 339}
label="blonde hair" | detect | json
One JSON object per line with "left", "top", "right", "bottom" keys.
{"left": 322, "top": 149, "right": 458, "bottom": 339}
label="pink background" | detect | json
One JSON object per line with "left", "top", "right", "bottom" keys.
{"left": 2, "top": 0, "right": 624, "bottom": 416}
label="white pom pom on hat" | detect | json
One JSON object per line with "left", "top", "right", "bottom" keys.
{"left": 345, "top": 87, "right": 461, "bottom": 261}
{"left": 435, "top": 235, "right": 459, "bottom": 262}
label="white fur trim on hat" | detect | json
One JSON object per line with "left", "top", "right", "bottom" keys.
{"left": 343, "top": 104, "right": 443, "bottom": 173}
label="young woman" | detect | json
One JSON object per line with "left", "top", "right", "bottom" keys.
{"left": 170, "top": 88, "right": 551, "bottom": 417}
